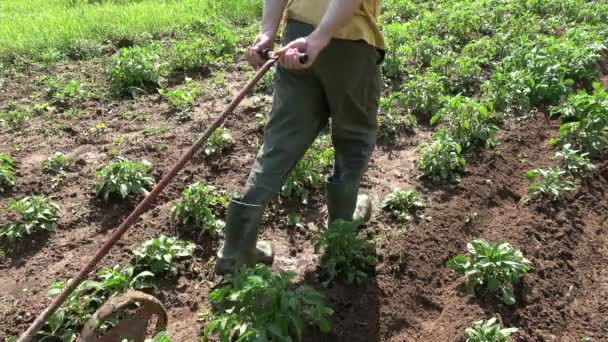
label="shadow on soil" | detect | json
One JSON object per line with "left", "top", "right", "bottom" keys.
{"left": 301, "top": 271, "right": 381, "bottom": 342}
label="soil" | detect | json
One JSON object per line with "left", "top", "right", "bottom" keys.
{"left": 0, "top": 52, "right": 607, "bottom": 342}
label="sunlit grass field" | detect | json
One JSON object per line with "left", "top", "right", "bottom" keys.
{"left": 0, "top": 0, "right": 262, "bottom": 63}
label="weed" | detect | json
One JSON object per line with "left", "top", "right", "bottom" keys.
{"left": 120, "top": 111, "right": 150, "bottom": 122}
{"left": 285, "top": 212, "right": 304, "bottom": 228}
{"left": 109, "top": 43, "right": 165, "bottom": 97}
{"left": 204, "top": 127, "right": 234, "bottom": 156}
{"left": 417, "top": 130, "right": 467, "bottom": 183}
{"left": 0, "top": 153, "right": 16, "bottom": 192}
{"left": 95, "top": 157, "right": 155, "bottom": 201}
{"left": 525, "top": 168, "right": 576, "bottom": 201}
{"left": 171, "top": 38, "right": 214, "bottom": 71}
{"left": 448, "top": 239, "right": 531, "bottom": 305}
{"left": 42, "top": 152, "right": 69, "bottom": 175}
{"left": 553, "top": 143, "right": 595, "bottom": 176}
{"left": 170, "top": 182, "right": 228, "bottom": 236}
{"left": 87, "top": 122, "right": 109, "bottom": 139}
{"left": 158, "top": 78, "right": 199, "bottom": 120}
{"left": 133, "top": 236, "right": 195, "bottom": 275}
{"left": 1, "top": 196, "right": 60, "bottom": 241}
{"left": 255, "top": 113, "right": 268, "bottom": 129}
{"left": 43, "top": 77, "right": 86, "bottom": 102}
{"left": 282, "top": 135, "right": 334, "bottom": 205}
{"left": 465, "top": 317, "right": 518, "bottom": 342}
{"left": 382, "top": 189, "right": 428, "bottom": 222}
{"left": 313, "top": 220, "right": 377, "bottom": 286}
{"left": 142, "top": 127, "right": 170, "bottom": 137}
{"left": 202, "top": 264, "right": 332, "bottom": 341}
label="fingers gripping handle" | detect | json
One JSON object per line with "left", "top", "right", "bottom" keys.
{"left": 258, "top": 49, "right": 309, "bottom": 64}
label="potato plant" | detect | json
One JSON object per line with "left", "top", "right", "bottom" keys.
{"left": 399, "top": 72, "right": 447, "bottom": 116}
{"left": 109, "top": 43, "right": 165, "bottom": 97}
{"left": 95, "top": 157, "right": 155, "bottom": 201}
{"left": 448, "top": 239, "right": 531, "bottom": 305}
{"left": 0, "top": 153, "right": 16, "bottom": 192}
{"left": 0, "top": 107, "right": 32, "bottom": 130}
{"left": 417, "top": 130, "right": 467, "bottom": 183}
{"left": 381, "top": 189, "right": 428, "bottom": 222}
{"left": 466, "top": 317, "right": 518, "bottom": 342}
{"left": 202, "top": 264, "right": 333, "bottom": 342}
{"left": 377, "top": 94, "right": 417, "bottom": 143}
{"left": 282, "top": 135, "right": 334, "bottom": 205}
{"left": 204, "top": 127, "right": 234, "bottom": 156}
{"left": 553, "top": 144, "right": 595, "bottom": 176}
{"left": 432, "top": 95, "right": 498, "bottom": 148}
{"left": 42, "top": 152, "right": 68, "bottom": 175}
{"left": 0, "top": 196, "right": 60, "bottom": 241}
{"left": 525, "top": 168, "right": 576, "bottom": 202}
{"left": 133, "top": 236, "right": 195, "bottom": 275}
{"left": 313, "top": 220, "right": 377, "bottom": 286}
{"left": 41, "top": 264, "right": 154, "bottom": 340}
{"left": 170, "top": 182, "right": 227, "bottom": 236}
{"left": 550, "top": 83, "right": 608, "bottom": 158}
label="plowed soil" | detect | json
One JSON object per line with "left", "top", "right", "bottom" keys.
{"left": 1, "top": 53, "right": 607, "bottom": 342}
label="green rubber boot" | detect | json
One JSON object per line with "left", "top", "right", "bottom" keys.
{"left": 214, "top": 200, "right": 274, "bottom": 275}
{"left": 326, "top": 180, "right": 372, "bottom": 227}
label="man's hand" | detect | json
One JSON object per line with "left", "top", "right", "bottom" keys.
{"left": 246, "top": 33, "right": 275, "bottom": 68}
{"left": 276, "top": 33, "right": 330, "bottom": 70}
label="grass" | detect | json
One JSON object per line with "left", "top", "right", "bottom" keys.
{"left": 0, "top": 0, "right": 262, "bottom": 64}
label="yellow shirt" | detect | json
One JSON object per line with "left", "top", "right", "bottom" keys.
{"left": 285, "top": 0, "right": 385, "bottom": 50}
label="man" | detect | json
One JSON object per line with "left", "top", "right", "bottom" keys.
{"left": 215, "top": 0, "right": 384, "bottom": 275}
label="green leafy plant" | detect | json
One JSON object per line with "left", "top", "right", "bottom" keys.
{"left": 417, "top": 130, "right": 467, "bottom": 183}
{"left": 399, "top": 72, "right": 447, "bottom": 116}
{"left": 0, "top": 107, "right": 32, "bottom": 130}
{"left": 42, "top": 152, "right": 68, "bottom": 175}
{"left": 525, "top": 168, "right": 576, "bottom": 201}
{"left": 282, "top": 135, "right": 334, "bottom": 205}
{"left": 171, "top": 22, "right": 236, "bottom": 71}
{"left": 550, "top": 83, "right": 608, "bottom": 158}
{"left": 158, "top": 78, "right": 200, "bottom": 119}
{"left": 133, "top": 236, "right": 195, "bottom": 275}
{"left": 465, "top": 317, "right": 518, "bottom": 342}
{"left": 381, "top": 189, "right": 428, "bottom": 222}
{"left": 204, "top": 127, "right": 234, "bottom": 156}
{"left": 0, "top": 153, "right": 16, "bottom": 192}
{"left": 171, "top": 37, "right": 214, "bottom": 71}
{"left": 170, "top": 182, "right": 227, "bottom": 236}
{"left": 202, "top": 264, "right": 333, "bottom": 342}
{"left": 313, "top": 220, "right": 377, "bottom": 286}
{"left": 43, "top": 77, "right": 86, "bottom": 102}
{"left": 145, "top": 332, "right": 172, "bottom": 342}
{"left": 95, "top": 157, "right": 155, "bottom": 201}
{"left": 109, "top": 43, "right": 165, "bottom": 96}
{"left": 40, "top": 264, "right": 154, "bottom": 340}
{"left": 553, "top": 143, "right": 595, "bottom": 176}
{"left": 432, "top": 96, "right": 499, "bottom": 148}
{"left": 377, "top": 94, "right": 417, "bottom": 142}
{"left": 447, "top": 239, "right": 531, "bottom": 305}
{"left": 1, "top": 196, "right": 60, "bottom": 241}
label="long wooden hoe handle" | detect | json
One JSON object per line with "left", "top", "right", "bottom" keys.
{"left": 18, "top": 57, "right": 278, "bottom": 342}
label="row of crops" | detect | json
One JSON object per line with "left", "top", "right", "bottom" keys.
{"left": 1, "top": 0, "right": 607, "bottom": 340}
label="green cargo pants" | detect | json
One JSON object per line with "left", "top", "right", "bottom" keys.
{"left": 242, "top": 20, "right": 382, "bottom": 205}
